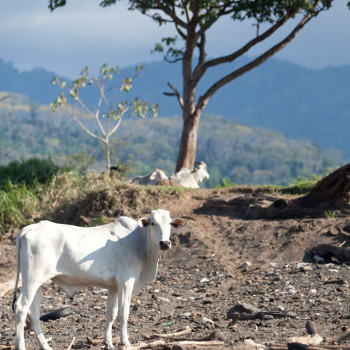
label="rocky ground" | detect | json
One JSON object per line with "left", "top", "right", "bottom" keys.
{"left": 1, "top": 187, "right": 350, "bottom": 349}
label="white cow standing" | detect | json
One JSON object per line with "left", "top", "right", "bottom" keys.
{"left": 13, "top": 209, "right": 185, "bottom": 350}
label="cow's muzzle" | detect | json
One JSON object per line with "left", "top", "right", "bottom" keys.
{"left": 160, "top": 240, "right": 171, "bottom": 251}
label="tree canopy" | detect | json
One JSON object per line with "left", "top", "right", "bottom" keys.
{"left": 49, "top": 0, "right": 349, "bottom": 173}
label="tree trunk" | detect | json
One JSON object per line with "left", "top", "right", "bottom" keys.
{"left": 301, "top": 163, "right": 350, "bottom": 208}
{"left": 105, "top": 139, "right": 111, "bottom": 174}
{"left": 175, "top": 110, "right": 200, "bottom": 172}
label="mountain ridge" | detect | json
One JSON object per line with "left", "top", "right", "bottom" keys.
{"left": 0, "top": 57, "right": 349, "bottom": 159}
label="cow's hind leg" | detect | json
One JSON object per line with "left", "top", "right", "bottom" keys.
{"left": 15, "top": 285, "right": 42, "bottom": 350}
{"left": 103, "top": 289, "right": 118, "bottom": 349}
{"left": 27, "top": 287, "right": 52, "bottom": 350}
{"left": 118, "top": 279, "right": 135, "bottom": 346}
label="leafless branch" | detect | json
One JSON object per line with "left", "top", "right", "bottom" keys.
{"left": 163, "top": 82, "right": 184, "bottom": 109}
{"left": 71, "top": 112, "right": 104, "bottom": 143}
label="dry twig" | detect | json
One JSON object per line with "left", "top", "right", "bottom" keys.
{"left": 66, "top": 337, "right": 76, "bottom": 350}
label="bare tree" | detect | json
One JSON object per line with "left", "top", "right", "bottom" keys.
{"left": 51, "top": 63, "right": 158, "bottom": 173}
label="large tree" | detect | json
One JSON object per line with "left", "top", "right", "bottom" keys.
{"left": 49, "top": 0, "right": 347, "bottom": 172}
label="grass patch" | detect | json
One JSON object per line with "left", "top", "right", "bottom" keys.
{"left": 280, "top": 174, "right": 322, "bottom": 195}
{"left": 0, "top": 182, "right": 37, "bottom": 234}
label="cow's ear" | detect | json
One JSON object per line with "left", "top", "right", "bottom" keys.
{"left": 140, "top": 218, "right": 150, "bottom": 227}
{"left": 171, "top": 218, "right": 186, "bottom": 228}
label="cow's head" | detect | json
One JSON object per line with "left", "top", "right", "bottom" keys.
{"left": 140, "top": 209, "right": 186, "bottom": 251}
{"left": 192, "top": 161, "right": 210, "bottom": 183}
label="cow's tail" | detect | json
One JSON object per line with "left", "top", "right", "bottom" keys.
{"left": 12, "top": 228, "right": 25, "bottom": 312}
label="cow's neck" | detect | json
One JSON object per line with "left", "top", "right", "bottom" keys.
{"left": 137, "top": 227, "right": 162, "bottom": 287}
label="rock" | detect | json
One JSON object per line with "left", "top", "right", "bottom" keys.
{"left": 239, "top": 261, "right": 252, "bottom": 270}
{"left": 202, "top": 316, "right": 215, "bottom": 324}
{"left": 227, "top": 303, "right": 263, "bottom": 321}
{"left": 300, "top": 265, "right": 313, "bottom": 272}
{"left": 244, "top": 339, "right": 266, "bottom": 349}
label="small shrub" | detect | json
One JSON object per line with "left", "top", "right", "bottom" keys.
{"left": 281, "top": 174, "right": 322, "bottom": 195}
{"left": 0, "top": 158, "right": 61, "bottom": 189}
{"left": 0, "top": 182, "right": 37, "bottom": 234}
{"left": 324, "top": 210, "right": 336, "bottom": 219}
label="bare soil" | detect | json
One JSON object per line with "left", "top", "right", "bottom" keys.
{"left": 2, "top": 187, "right": 350, "bottom": 349}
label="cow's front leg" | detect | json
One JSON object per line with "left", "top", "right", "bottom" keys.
{"left": 103, "top": 289, "right": 118, "bottom": 349}
{"left": 118, "top": 278, "right": 135, "bottom": 346}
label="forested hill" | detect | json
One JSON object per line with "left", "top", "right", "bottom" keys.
{"left": 0, "top": 93, "right": 344, "bottom": 186}
{"left": 0, "top": 57, "right": 349, "bottom": 159}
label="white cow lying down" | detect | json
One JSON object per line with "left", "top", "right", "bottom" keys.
{"left": 132, "top": 162, "right": 210, "bottom": 188}
{"left": 13, "top": 209, "right": 185, "bottom": 350}
{"left": 170, "top": 161, "right": 210, "bottom": 189}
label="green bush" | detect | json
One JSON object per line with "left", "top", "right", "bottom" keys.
{"left": 0, "top": 182, "right": 37, "bottom": 234}
{"left": 0, "top": 157, "right": 60, "bottom": 189}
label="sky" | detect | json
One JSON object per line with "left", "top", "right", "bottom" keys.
{"left": 1, "top": 0, "right": 350, "bottom": 78}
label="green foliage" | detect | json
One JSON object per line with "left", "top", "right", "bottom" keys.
{"left": 324, "top": 210, "right": 336, "bottom": 219}
{"left": 0, "top": 182, "right": 37, "bottom": 234}
{"left": 0, "top": 158, "right": 61, "bottom": 189}
{"left": 281, "top": 174, "right": 323, "bottom": 195}
{"left": 219, "top": 177, "right": 235, "bottom": 188}
{"left": 0, "top": 157, "right": 62, "bottom": 234}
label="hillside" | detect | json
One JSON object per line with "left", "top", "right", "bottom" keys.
{"left": 0, "top": 93, "right": 344, "bottom": 186}
{"left": 0, "top": 57, "right": 349, "bottom": 158}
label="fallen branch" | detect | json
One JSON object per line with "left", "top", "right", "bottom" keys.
{"left": 87, "top": 336, "right": 119, "bottom": 346}
{"left": 147, "top": 328, "right": 192, "bottom": 339}
{"left": 140, "top": 340, "right": 225, "bottom": 349}
{"left": 269, "top": 344, "right": 350, "bottom": 350}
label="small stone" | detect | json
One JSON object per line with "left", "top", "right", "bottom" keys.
{"left": 202, "top": 316, "right": 215, "bottom": 324}
{"left": 239, "top": 261, "right": 252, "bottom": 270}
{"left": 301, "top": 265, "right": 313, "bottom": 272}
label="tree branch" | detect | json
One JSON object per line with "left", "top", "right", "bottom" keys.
{"left": 197, "top": 32, "right": 206, "bottom": 67}
{"left": 71, "top": 112, "right": 104, "bottom": 143}
{"left": 163, "top": 82, "right": 184, "bottom": 109}
{"left": 196, "top": 1, "right": 320, "bottom": 113}
{"left": 192, "top": 15, "right": 289, "bottom": 86}
{"left": 154, "top": 0, "right": 188, "bottom": 29}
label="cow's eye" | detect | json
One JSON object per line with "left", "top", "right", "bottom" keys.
{"left": 151, "top": 223, "right": 155, "bottom": 225}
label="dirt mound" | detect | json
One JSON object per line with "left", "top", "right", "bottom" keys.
{"left": 301, "top": 163, "right": 350, "bottom": 208}
{"left": 2, "top": 186, "right": 350, "bottom": 349}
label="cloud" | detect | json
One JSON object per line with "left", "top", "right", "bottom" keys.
{"left": 0, "top": 0, "right": 350, "bottom": 77}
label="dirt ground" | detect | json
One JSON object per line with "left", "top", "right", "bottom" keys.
{"left": 2, "top": 187, "right": 350, "bottom": 349}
